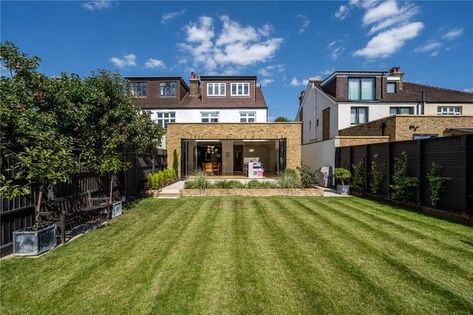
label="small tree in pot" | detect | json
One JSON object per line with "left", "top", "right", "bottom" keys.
{"left": 334, "top": 168, "right": 351, "bottom": 195}
{"left": 0, "top": 42, "right": 79, "bottom": 255}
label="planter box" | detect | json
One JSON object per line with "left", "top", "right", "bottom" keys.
{"left": 13, "top": 224, "right": 57, "bottom": 256}
{"left": 111, "top": 201, "right": 123, "bottom": 218}
{"left": 337, "top": 185, "right": 350, "bottom": 195}
{"left": 145, "top": 189, "right": 161, "bottom": 198}
{"left": 182, "top": 188, "right": 323, "bottom": 197}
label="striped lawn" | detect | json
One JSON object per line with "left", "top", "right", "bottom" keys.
{"left": 1, "top": 197, "right": 473, "bottom": 315}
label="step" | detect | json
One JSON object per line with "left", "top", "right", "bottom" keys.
{"left": 157, "top": 192, "right": 181, "bottom": 199}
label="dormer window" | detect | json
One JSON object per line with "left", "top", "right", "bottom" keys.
{"left": 348, "top": 78, "right": 375, "bottom": 100}
{"left": 387, "top": 82, "right": 397, "bottom": 93}
{"left": 207, "top": 83, "right": 226, "bottom": 96}
{"left": 160, "top": 82, "right": 177, "bottom": 97}
{"left": 231, "top": 83, "right": 250, "bottom": 96}
{"left": 130, "top": 82, "right": 147, "bottom": 97}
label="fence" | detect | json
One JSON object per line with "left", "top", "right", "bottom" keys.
{"left": 0, "top": 149, "right": 166, "bottom": 256}
{"left": 336, "top": 134, "right": 472, "bottom": 214}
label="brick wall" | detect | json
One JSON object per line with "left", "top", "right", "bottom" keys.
{"left": 339, "top": 115, "right": 473, "bottom": 141}
{"left": 335, "top": 136, "right": 390, "bottom": 147}
{"left": 166, "top": 123, "right": 301, "bottom": 178}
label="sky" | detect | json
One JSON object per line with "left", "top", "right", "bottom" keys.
{"left": 1, "top": 0, "right": 473, "bottom": 120}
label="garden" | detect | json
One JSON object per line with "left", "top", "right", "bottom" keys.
{"left": 1, "top": 196, "right": 473, "bottom": 314}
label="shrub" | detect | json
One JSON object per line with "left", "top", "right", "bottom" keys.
{"left": 213, "top": 180, "right": 245, "bottom": 189}
{"left": 172, "top": 149, "right": 179, "bottom": 178}
{"left": 369, "top": 154, "right": 385, "bottom": 195}
{"left": 427, "top": 162, "right": 447, "bottom": 208}
{"left": 147, "top": 168, "right": 177, "bottom": 189}
{"left": 185, "top": 170, "right": 211, "bottom": 190}
{"left": 278, "top": 169, "right": 302, "bottom": 188}
{"left": 297, "top": 165, "right": 320, "bottom": 188}
{"left": 334, "top": 168, "right": 351, "bottom": 186}
{"left": 351, "top": 159, "right": 366, "bottom": 191}
{"left": 390, "top": 152, "right": 419, "bottom": 201}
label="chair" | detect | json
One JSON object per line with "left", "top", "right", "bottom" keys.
{"left": 212, "top": 162, "right": 221, "bottom": 175}
{"left": 203, "top": 163, "right": 213, "bottom": 175}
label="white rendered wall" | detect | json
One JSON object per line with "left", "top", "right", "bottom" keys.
{"left": 301, "top": 139, "right": 336, "bottom": 171}
{"left": 147, "top": 108, "right": 267, "bottom": 123}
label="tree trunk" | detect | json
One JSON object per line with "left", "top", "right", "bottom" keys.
{"left": 35, "top": 186, "right": 43, "bottom": 227}
{"left": 108, "top": 175, "right": 113, "bottom": 219}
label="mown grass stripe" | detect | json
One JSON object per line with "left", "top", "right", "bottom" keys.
{"left": 310, "top": 198, "right": 473, "bottom": 274}
{"left": 286, "top": 198, "right": 473, "bottom": 312}
{"left": 326, "top": 198, "right": 473, "bottom": 258}
{"left": 146, "top": 198, "right": 221, "bottom": 314}
{"left": 264, "top": 198, "right": 403, "bottom": 314}
{"left": 348, "top": 198, "right": 473, "bottom": 240}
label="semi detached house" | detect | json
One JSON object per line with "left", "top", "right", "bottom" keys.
{"left": 127, "top": 73, "right": 301, "bottom": 178}
{"left": 296, "top": 66, "right": 473, "bottom": 171}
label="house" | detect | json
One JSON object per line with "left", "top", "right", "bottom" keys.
{"left": 127, "top": 73, "right": 300, "bottom": 178}
{"left": 295, "top": 66, "right": 473, "bottom": 171}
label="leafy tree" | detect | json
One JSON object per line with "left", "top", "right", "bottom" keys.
{"left": 351, "top": 158, "right": 366, "bottom": 191}
{"left": 172, "top": 149, "right": 179, "bottom": 177}
{"left": 426, "top": 163, "right": 447, "bottom": 208}
{"left": 274, "top": 116, "right": 291, "bottom": 122}
{"left": 369, "top": 154, "right": 385, "bottom": 195}
{"left": 334, "top": 168, "right": 351, "bottom": 186}
{"left": 0, "top": 41, "right": 78, "bottom": 225}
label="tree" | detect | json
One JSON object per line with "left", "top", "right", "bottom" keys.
{"left": 0, "top": 41, "right": 78, "bottom": 225}
{"left": 274, "top": 116, "right": 291, "bottom": 122}
{"left": 172, "top": 149, "right": 179, "bottom": 177}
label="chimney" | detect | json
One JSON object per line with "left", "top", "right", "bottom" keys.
{"left": 389, "top": 66, "right": 404, "bottom": 90}
{"left": 299, "top": 90, "right": 305, "bottom": 106}
{"left": 189, "top": 72, "right": 200, "bottom": 97}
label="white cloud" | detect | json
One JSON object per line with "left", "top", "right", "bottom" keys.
{"left": 334, "top": 5, "right": 349, "bottom": 20}
{"left": 441, "top": 28, "right": 463, "bottom": 40}
{"left": 110, "top": 53, "right": 137, "bottom": 68}
{"left": 145, "top": 58, "right": 165, "bottom": 69}
{"left": 349, "top": 0, "right": 423, "bottom": 60}
{"left": 82, "top": 0, "right": 112, "bottom": 11}
{"left": 327, "top": 40, "right": 345, "bottom": 60}
{"left": 260, "top": 78, "right": 274, "bottom": 86}
{"left": 179, "top": 15, "right": 283, "bottom": 73}
{"left": 354, "top": 22, "right": 424, "bottom": 59}
{"left": 296, "top": 14, "right": 310, "bottom": 33}
{"left": 415, "top": 41, "right": 442, "bottom": 53}
{"left": 462, "top": 88, "right": 473, "bottom": 93}
{"left": 290, "top": 77, "right": 308, "bottom": 87}
{"left": 309, "top": 75, "right": 322, "bottom": 80}
{"left": 258, "top": 64, "right": 284, "bottom": 77}
{"left": 161, "top": 9, "right": 186, "bottom": 24}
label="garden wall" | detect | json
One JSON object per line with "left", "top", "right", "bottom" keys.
{"left": 0, "top": 149, "right": 166, "bottom": 257}
{"left": 336, "top": 135, "right": 473, "bottom": 214}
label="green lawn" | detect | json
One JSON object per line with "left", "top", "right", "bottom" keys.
{"left": 1, "top": 197, "right": 473, "bottom": 314}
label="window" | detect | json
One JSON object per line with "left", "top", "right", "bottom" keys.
{"left": 413, "top": 134, "right": 438, "bottom": 140}
{"left": 156, "top": 112, "right": 176, "bottom": 128}
{"left": 160, "top": 82, "right": 177, "bottom": 97}
{"left": 130, "top": 82, "right": 147, "bottom": 97}
{"left": 348, "top": 78, "right": 375, "bottom": 100}
{"left": 390, "top": 107, "right": 414, "bottom": 115}
{"left": 201, "top": 112, "right": 219, "bottom": 123}
{"left": 231, "top": 83, "right": 250, "bottom": 96}
{"left": 350, "top": 107, "right": 368, "bottom": 124}
{"left": 240, "top": 111, "right": 256, "bottom": 123}
{"left": 437, "top": 106, "right": 462, "bottom": 116}
{"left": 207, "top": 83, "right": 226, "bottom": 96}
{"left": 387, "top": 82, "right": 397, "bottom": 93}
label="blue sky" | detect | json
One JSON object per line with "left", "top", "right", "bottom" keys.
{"left": 2, "top": 0, "right": 472, "bottom": 120}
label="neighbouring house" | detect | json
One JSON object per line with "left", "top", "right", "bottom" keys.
{"left": 127, "top": 73, "right": 301, "bottom": 178}
{"left": 295, "top": 66, "right": 473, "bottom": 171}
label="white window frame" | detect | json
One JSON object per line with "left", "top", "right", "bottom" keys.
{"left": 437, "top": 106, "right": 462, "bottom": 116}
{"left": 231, "top": 83, "right": 250, "bottom": 96}
{"left": 239, "top": 111, "right": 256, "bottom": 123}
{"left": 159, "top": 82, "right": 177, "bottom": 97}
{"left": 207, "top": 83, "right": 226, "bottom": 96}
{"left": 201, "top": 111, "right": 219, "bottom": 123}
{"left": 156, "top": 112, "right": 176, "bottom": 128}
{"left": 130, "top": 82, "right": 147, "bottom": 98}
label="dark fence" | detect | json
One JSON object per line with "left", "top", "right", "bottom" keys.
{"left": 0, "top": 149, "right": 166, "bottom": 256}
{"left": 336, "top": 134, "right": 472, "bottom": 214}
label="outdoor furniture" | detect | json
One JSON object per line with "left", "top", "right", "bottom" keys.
{"left": 212, "top": 162, "right": 221, "bottom": 175}
{"left": 203, "top": 163, "right": 213, "bottom": 175}
{"left": 40, "top": 191, "right": 109, "bottom": 243}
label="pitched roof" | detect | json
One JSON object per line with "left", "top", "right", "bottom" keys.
{"left": 311, "top": 80, "right": 473, "bottom": 103}
{"left": 179, "top": 86, "right": 267, "bottom": 109}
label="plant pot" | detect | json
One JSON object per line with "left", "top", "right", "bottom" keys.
{"left": 111, "top": 201, "right": 123, "bottom": 218}
{"left": 337, "top": 185, "right": 351, "bottom": 195}
{"left": 13, "top": 224, "right": 57, "bottom": 256}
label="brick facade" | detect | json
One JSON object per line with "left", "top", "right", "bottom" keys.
{"left": 335, "top": 136, "right": 389, "bottom": 147}
{"left": 166, "top": 123, "right": 301, "bottom": 178}
{"left": 339, "top": 115, "right": 473, "bottom": 141}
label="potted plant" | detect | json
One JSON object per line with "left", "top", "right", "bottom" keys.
{"left": 334, "top": 168, "right": 351, "bottom": 195}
